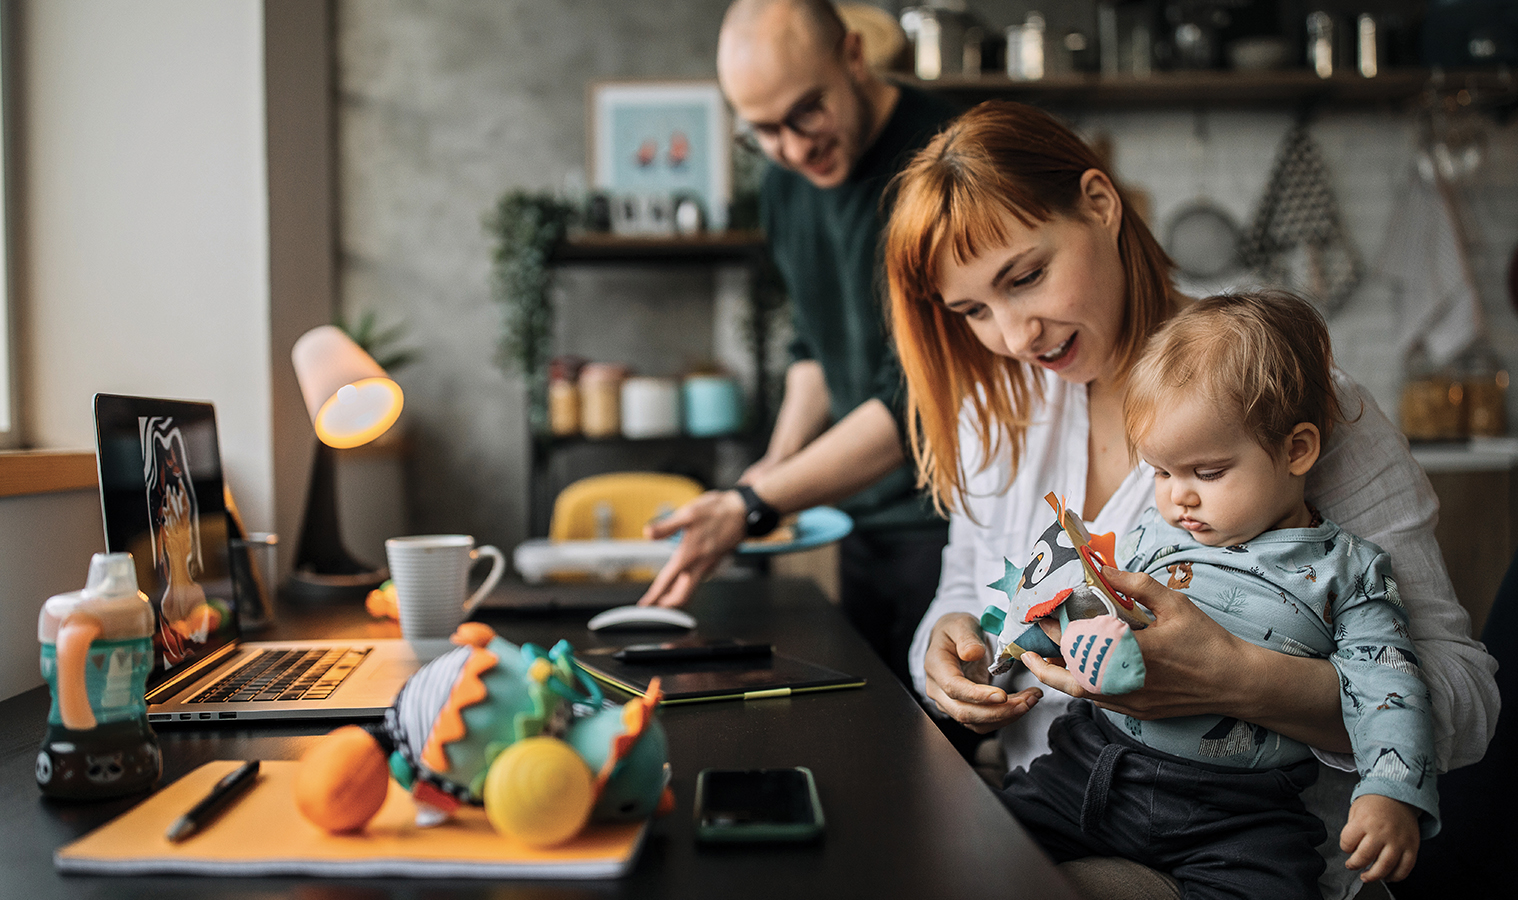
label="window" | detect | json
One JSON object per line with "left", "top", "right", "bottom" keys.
{"left": 0, "top": 5, "right": 13, "bottom": 449}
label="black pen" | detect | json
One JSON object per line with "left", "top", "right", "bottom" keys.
{"left": 165, "top": 760, "right": 260, "bottom": 842}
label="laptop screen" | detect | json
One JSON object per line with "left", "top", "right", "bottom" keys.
{"left": 94, "top": 394, "right": 241, "bottom": 683}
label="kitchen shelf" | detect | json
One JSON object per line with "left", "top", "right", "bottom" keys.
{"left": 907, "top": 67, "right": 1516, "bottom": 109}
{"left": 552, "top": 230, "right": 767, "bottom": 264}
{"left": 533, "top": 232, "right": 774, "bottom": 536}
{"left": 534, "top": 431, "right": 755, "bottom": 451}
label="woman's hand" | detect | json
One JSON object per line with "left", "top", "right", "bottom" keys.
{"left": 923, "top": 613, "right": 1043, "bottom": 733}
{"left": 638, "top": 490, "right": 748, "bottom": 607}
{"left": 1021, "top": 566, "right": 1353, "bottom": 752}
{"left": 1020, "top": 567, "right": 1246, "bottom": 720}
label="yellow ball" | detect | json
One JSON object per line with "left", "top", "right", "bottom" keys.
{"left": 482, "top": 736, "right": 595, "bottom": 847}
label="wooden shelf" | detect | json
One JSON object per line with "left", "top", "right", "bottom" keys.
{"left": 552, "top": 230, "right": 766, "bottom": 264}
{"left": 535, "top": 431, "right": 756, "bottom": 450}
{"left": 906, "top": 68, "right": 1517, "bottom": 109}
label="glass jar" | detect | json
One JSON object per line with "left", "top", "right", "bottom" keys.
{"left": 579, "top": 362, "right": 626, "bottom": 439}
{"left": 1400, "top": 349, "right": 1464, "bottom": 441}
{"left": 1460, "top": 346, "right": 1510, "bottom": 437}
{"left": 547, "top": 356, "right": 585, "bottom": 438}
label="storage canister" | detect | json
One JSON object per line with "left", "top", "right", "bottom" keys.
{"left": 620, "top": 376, "right": 681, "bottom": 439}
{"left": 683, "top": 374, "right": 742, "bottom": 437}
{"left": 548, "top": 356, "right": 586, "bottom": 437}
{"left": 579, "top": 362, "right": 626, "bottom": 439}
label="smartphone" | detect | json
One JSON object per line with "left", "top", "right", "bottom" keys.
{"left": 693, "top": 767, "right": 824, "bottom": 843}
{"left": 613, "top": 638, "right": 773, "bottom": 664}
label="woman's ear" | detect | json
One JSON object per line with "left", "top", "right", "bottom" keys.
{"left": 1285, "top": 423, "right": 1321, "bottom": 476}
{"left": 1078, "top": 169, "right": 1123, "bottom": 239}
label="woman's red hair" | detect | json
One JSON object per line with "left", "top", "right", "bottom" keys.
{"left": 884, "top": 101, "right": 1177, "bottom": 516}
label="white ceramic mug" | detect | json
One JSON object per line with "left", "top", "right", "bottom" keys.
{"left": 383, "top": 535, "right": 505, "bottom": 640}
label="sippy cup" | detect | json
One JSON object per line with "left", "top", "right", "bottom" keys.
{"left": 36, "top": 552, "right": 161, "bottom": 800}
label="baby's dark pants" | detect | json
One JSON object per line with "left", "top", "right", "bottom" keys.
{"left": 999, "top": 702, "right": 1327, "bottom": 900}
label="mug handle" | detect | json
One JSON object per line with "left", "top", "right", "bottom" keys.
{"left": 463, "top": 545, "right": 507, "bottom": 615}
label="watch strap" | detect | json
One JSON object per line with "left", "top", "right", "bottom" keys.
{"left": 733, "top": 484, "right": 780, "bottom": 538}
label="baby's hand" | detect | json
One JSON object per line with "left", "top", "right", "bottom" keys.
{"left": 1340, "top": 794, "right": 1420, "bottom": 883}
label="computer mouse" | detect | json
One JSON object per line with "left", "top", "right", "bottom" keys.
{"left": 586, "top": 605, "right": 697, "bottom": 632}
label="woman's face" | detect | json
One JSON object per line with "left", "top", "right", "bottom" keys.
{"left": 934, "top": 171, "right": 1128, "bottom": 390}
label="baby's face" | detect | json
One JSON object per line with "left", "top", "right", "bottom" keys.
{"left": 1136, "top": 392, "right": 1310, "bottom": 547}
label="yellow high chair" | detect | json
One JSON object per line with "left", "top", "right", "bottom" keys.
{"left": 547, "top": 473, "right": 704, "bottom": 578}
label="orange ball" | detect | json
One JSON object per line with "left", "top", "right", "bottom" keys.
{"left": 294, "top": 725, "right": 391, "bottom": 833}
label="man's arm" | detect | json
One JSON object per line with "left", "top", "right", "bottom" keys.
{"left": 742, "top": 360, "right": 832, "bottom": 483}
{"left": 640, "top": 398, "right": 906, "bottom": 607}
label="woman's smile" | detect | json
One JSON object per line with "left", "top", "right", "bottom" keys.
{"left": 1035, "top": 332, "right": 1077, "bottom": 368}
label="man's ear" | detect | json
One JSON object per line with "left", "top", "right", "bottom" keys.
{"left": 840, "top": 29, "right": 867, "bottom": 78}
{"left": 1285, "top": 423, "right": 1321, "bottom": 476}
{"left": 1078, "top": 169, "right": 1123, "bottom": 240}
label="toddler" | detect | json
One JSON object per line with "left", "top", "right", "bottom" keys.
{"left": 998, "top": 291, "right": 1438, "bottom": 898}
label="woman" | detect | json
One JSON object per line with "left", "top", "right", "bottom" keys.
{"left": 882, "top": 102, "right": 1497, "bottom": 897}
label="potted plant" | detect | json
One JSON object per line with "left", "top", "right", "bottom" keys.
{"left": 485, "top": 191, "right": 576, "bottom": 435}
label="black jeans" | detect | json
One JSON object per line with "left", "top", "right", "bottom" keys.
{"left": 837, "top": 526, "right": 985, "bottom": 761}
{"left": 837, "top": 526, "right": 947, "bottom": 689}
{"left": 1000, "top": 703, "right": 1327, "bottom": 900}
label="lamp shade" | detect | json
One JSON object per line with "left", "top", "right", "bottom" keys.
{"left": 291, "top": 325, "right": 403, "bottom": 449}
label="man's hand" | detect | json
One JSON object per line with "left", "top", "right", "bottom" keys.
{"left": 923, "top": 613, "right": 1043, "bottom": 733}
{"left": 638, "top": 490, "right": 748, "bottom": 607}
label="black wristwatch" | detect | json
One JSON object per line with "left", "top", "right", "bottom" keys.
{"left": 733, "top": 485, "right": 781, "bottom": 538}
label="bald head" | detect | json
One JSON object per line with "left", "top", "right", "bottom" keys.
{"left": 720, "top": 0, "right": 845, "bottom": 63}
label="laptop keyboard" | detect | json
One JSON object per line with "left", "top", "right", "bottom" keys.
{"left": 189, "top": 647, "right": 372, "bottom": 703}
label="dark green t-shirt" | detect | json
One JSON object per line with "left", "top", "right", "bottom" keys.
{"left": 759, "top": 84, "right": 959, "bottom": 533}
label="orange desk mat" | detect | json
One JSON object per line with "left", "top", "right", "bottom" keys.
{"left": 56, "top": 760, "right": 649, "bottom": 879}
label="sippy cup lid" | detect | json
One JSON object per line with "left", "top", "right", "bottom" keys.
{"left": 38, "top": 552, "right": 155, "bottom": 643}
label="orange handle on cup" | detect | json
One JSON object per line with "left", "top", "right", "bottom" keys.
{"left": 55, "top": 612, "right": 104, "bottom": 731}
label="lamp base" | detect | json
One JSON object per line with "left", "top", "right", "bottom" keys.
{"left": 285, "top": 565, "right": 389, "bottom": 606}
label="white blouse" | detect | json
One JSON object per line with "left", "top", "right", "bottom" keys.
{"left": 907, "top": 368, "right": 1500, "bottom": 897}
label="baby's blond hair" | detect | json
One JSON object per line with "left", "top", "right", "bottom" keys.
{"left": 1125, "top": 290, "right": 1345, "bottom": 459}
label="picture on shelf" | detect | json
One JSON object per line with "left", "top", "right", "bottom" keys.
{"left": 590, "top": 80, "right": 731, "bottom": 233}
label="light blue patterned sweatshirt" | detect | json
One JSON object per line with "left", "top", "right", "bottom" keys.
{"left": 1113, "top": 507, "right": 1440, "bottom": 836}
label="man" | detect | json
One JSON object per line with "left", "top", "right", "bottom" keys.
{"left": 641, "top": 0, "right": 960, "bottom": 696}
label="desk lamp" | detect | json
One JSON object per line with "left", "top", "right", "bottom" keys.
{"left": 288, "top": 325, "right": 404, "bottom": 603}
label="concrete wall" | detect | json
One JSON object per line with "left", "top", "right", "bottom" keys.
{"left": 335, "top": 0, "right": 736, "bottom": 555}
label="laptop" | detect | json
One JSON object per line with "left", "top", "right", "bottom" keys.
{"left": 94, "top": 393, "right": 442, "bottom": 723}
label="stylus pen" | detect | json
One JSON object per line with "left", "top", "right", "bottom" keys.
{"left": 165, "top": 759, "right": 260, "bottom": 842}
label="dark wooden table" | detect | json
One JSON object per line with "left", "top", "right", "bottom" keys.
{"left": 2, "top": 576, "right": 1077, "bottom": 899}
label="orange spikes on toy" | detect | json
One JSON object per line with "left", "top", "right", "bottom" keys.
{"left": 421, "top": 647, "right": 498, "bottom": 774}
{"left": 1088, "top": 532, "right": 1117, "bottom": 568}
{"left": 451, "top": 622, "right": 496, "bottom": 647}
{"left": 657, "top": 786, "right": 676, "bottom": 816}
{"left": 594, "top": 679, "right": 663, "bottom": 793}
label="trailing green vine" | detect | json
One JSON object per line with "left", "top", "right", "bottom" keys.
{"left": 485, "top": 191, "right": 575, "bottom": 434}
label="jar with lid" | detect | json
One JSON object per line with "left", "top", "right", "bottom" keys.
{"left": 548, "top": 355, "right": 586, "bottom": 438}
{"left": 1459, "top": 345, "right": 1509, "bottom": 437}
{"left": 1400, "top": 347, "right": 1464, "bottom": 441}
{"left": 579, "top": 362, "right": 627, "bottom": 439}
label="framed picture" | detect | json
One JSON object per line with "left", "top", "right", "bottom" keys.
{"left": 590, "top": 80, "right": 731, "bottom": 233}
